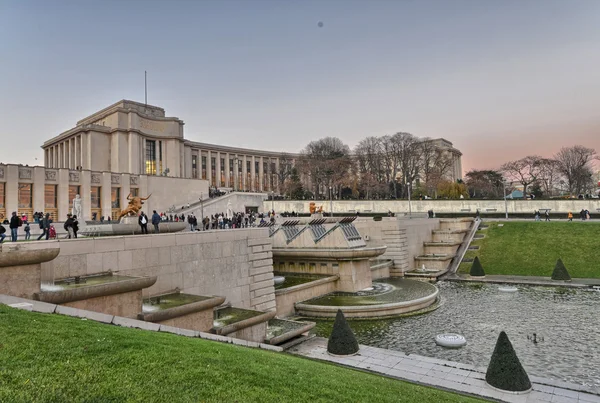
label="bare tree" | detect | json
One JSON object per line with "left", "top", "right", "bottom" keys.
{"left": 297, "top": 137, "right": 351, "bottom": 198}
{"left": 276, "top": 153, "right": 294, "bottom": 194}
{"left": 537, "top": 158, "right": 562, "bottom": 197}
{"left": 500, "top": 156, "right": 543, "bottom": 198}
{"left": 390, "top": 132, "right": 421, "bottom": 198}
{"left": 464, "top": 169, "right": 504, "bottom": 198}
{"left": 554, "top": 146, "right": 597, "bottom": 195}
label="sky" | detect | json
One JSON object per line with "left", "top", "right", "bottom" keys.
{"left": 1, "top": 0, "right": 600, "bottom": 174}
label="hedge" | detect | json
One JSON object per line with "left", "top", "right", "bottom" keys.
{"left": 485, "top": 331, "right": 531, "bottom": 392}
{"left": 327, "top": 309, "right": 359, "bottom": 356}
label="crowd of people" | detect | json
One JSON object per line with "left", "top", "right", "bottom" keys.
{"left": 0, "top": 211, "right": 79, "bottom": 243}
{"left": 137, "top": 210, "right": 278, "bottom": 234}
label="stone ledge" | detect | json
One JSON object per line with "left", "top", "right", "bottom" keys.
{"left": 55, "top": 305, "right": 114, "bottom": 324}
{"left": 247, "top": 238, "right": 271, "bottom": 247}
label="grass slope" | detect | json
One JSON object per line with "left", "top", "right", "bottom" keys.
{"left": 0, "top": 306, "right": 482, "bottom": 403}
{"left": 459, "top": 222, "right": 600, "bottom": 278}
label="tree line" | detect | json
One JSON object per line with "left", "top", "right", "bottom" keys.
{"left": 466, "top": 146, "right": 598, "bottom": 199}
{"left": 275, "top": 133, "right": 461, "bottom": 200}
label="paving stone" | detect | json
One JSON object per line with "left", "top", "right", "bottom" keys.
{"left": 533, "top": 384, "right": 556, "bottom": 394}
{"left": 501, "top": 393, "right": 529, "bottom": 403}
{"left": 579, "top": 393, "right": 600, "bottom": 403}
{"left": 526, "top": 391, "right": 554, "bottom": 402}
{"left": 553, "top": 388, "right": 579, "bottom": 399}
{"left": 550, "top": 395, "right": 578, "bottom": 403}
{"left": 445, "top": 373, "right": 467, "bottom": 384}
{"left": 232, "top": 338, "right": 248, "bottom": 347}
{"left": 449, "top": 367, "right": 472, "bottom": 377}
{"left": 415, "top": 361, "right": 435, "bottom": 370}
{"left": 30, "top": 301, "right": 57, "bottom": 314}
{"left": 112, "top": 316, "right": 160, "bottom": 331}
{"left": 259, "top": 343, "right": 283, "bottom": 352}
{"left": 426, "top": 369, "right": 450, "bottom": 380}
{"left": 7, "top": 302, "right": 33, "bottom": 311}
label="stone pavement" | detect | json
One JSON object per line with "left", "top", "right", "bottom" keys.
{"left": 289, "top": 337, "right": 600, "bottom": 403}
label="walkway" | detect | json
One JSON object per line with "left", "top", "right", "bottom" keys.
{"left": 289, "top": 337, "right": 600, "bottom": 403}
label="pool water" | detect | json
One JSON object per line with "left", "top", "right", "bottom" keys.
{"left": 313, "top": 281, "right": 600, "bottom": 388}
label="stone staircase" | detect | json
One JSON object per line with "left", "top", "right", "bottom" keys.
{"left": 404, "top": 218, "right": 474, "bottom": 281}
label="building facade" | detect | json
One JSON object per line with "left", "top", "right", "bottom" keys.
{"left": 42, "top": 100, "right": 287, "bottom": 193}
{"left": 0, "top": 100, "right": 464, "bottom": 223}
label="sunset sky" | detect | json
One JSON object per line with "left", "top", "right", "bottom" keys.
{"left": 1, "top": 0, "right": 599, "bottom": 174}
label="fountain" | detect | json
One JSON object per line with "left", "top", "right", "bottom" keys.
{"left": 34, "top": 272, "right": 157, "bottom": 318}
{"left": 0, "top": 242, "right": 60, "bottom": 298}
{"left": 139, "top": 291, "right": 225, "bottom": 332}
{"left": 212, "top": 305, "right": 277, "bottom": 342}
{"left": 269, "top": 217, "right": 440, "bottom": 319}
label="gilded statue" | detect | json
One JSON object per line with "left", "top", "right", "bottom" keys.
{"left": 309, "top": 202, "right": 323, "bottom": 214}
{"left": 118, "top": 193, "right": 152, "bottom": 219}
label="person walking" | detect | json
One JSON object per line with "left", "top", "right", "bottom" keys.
{"left": 37, "top": 213, "right": 51, "bottom": 241}
{"left": 72, "top": 215, "right": 79, "bottom": 238}
{"left": 139, "top": 212, "right": 149, "bottom": 234}
{"left": 24, "top": 222, "right": 31, "bottom": 240}
{"left": 0, "top": 223, "right": 6, "bottom": 243}
{"left": 151, "top": 210, "right": 161, "bottom": 233}
{"left": 64, "top": 214, "right": 75, "bottom": 239}
{"left": 567, "top": 212, "right": 573, "bottom": 222}
{"left": 9, "top": 212, "right": 21, "bottom": 242}
{"left": 544, "top": 210, "right": 550, "bottom": 222}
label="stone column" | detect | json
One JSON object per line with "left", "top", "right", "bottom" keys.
{"left": 215, "top": 151, "right": 221, "bottom": 187}
{"left": 80, "top": 170, "right": 91, "bottom": 221}
{"left": 207, "top": 150, "right": 212, "bottom": 186}
{"left": 225, "top": 153, "right": 230, "bottom": 188}
{"left": 275, "top": 157, "right": 281, "bottom": 193}
{"left": 250, "top": 156, "right": 256, "bottom": 192}
{"left": 101, "top": 172, "right": 112, "bottom": 220}
{"left": 154, "top": 140, "right": 160, "bottom": 176}
{"left": 242, "top": 155, "right": 247, "bottom": 191}
{"left": 259, "top": 156, "right": 264, "bottom": 192}
{"left": 32, "top": 167, "right": 45, "bottom": 215}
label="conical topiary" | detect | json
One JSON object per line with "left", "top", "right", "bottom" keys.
{"left": 327, "top": 309, "right": 359, "bottom": 356}
{"left": 486, "top": 331, "right": 531, "bottom": 392}
{"left": 551, "top": 259, "right": 571, "bottom": 281}
{"left": 469, "top": 256, "right": 485, "bottom": 278}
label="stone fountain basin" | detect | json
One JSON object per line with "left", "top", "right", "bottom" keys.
{"left": 138, "top": 293, "right": 225, "bottom": 323}
{"left": 296, "top": 279, "right": 439, "bottom": 319}
{"left": 34, "top": 274, "right": 157, "bottom": 304}
{"left": 265, "top": 318, "right": 316, "bottom": 345}
{"left": 79, "top": 222, "right": 187, "bottom": 237}
{"left": 273, "top": 246, "right": 387, "bottom": 260}
{"left": 212, "top": 306, "right": 276, "bottom": 336}
{"left": 0, "top": 243, "right": 60, "bottom": 267}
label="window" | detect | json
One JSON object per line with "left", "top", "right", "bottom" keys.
{"left": 220, "top": 158, "right": 225, "bottom": 186}
{"left": 255, "top": 161, "right": 260, "bottom": 190}
{"left": 201, "top": 156, "right": 207, "bottom": 179}
{"left": 211, "top": 157, "right": 216, "bottom": 184}
{"left": 69, "top": 185, "right": 80, "bottom": 208}
{"left": 145, "top": 140, "right": 156, "bottom": 175}
{"left": 130, "top": 188, "right": 139, "bottom": 197}
{"left": 192, "top": 155, "right": 198, "bottom": 179}
{"left": 18, "top": 183, "right": 33, "bottom": 208}
{"left": 0, "top": 182, "right": 4, "bottom": 208}
{"left": 111, "top": 188, "right": 120, "bottom": 208}
{"left": 158, "top": 141, "right": 163, "bottom": 175}
{"left": 44, "top": 185, "right": 57, "bottom": 209}
{"left": 91, "top": 187, "right": 101, "bottom": 208}
{"left": 263, "top": 161, "right": 269, "bottom": 191}
{"left": 229, "top": 159, "right": 234, "bottom": 187}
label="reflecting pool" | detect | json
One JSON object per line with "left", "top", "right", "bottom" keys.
{"left": 313, "top": 281, "right": 600, "bottom": 388}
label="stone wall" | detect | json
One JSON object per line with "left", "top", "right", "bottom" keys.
{"left": 355, "top": 218, "right": 439, "bottom": 274}
{"left": 267, "top": 199, "right": 600, "bottom": 215}
{"left": 41, "top": 228, "right": 276, "bottom": 312}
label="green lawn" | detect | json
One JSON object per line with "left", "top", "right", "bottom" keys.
{"left": 0, "top": 306, "right": 483, "bottom": 403}
{"left": 459, "top": 221, "right": 600, "bottom": 278}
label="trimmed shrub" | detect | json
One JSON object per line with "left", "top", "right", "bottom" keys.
{"left": 327, "top": 310, "right": 359, "bottom": 356}
{"left": 551, "top": 259, "right": 571, "bottom": 281}
{"left": 486, "top": 331, "right": 531, "bottom": 392}
{"left": 469, "top": 256, "right": 485, "bottom": 277}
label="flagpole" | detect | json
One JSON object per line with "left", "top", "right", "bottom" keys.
{"left": 145, "top": 71, "right": 147, "bottom": 105}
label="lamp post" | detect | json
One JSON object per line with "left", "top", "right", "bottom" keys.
{"left": 271, "top": 191, "right": 274, "bottom": 213}
{"left": 407, "top": 182, "right": 412, "bottom": 217}
{"left": 199, "top": 192, "right": 204, "bottom": 229}
{"left": 329, "top": 186, "right": 333, "bottom": 217}
{"left": 503, "top": 181, "right": 508, "bottom": 220}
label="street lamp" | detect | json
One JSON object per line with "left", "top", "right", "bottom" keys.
{"left": 199, "top": 192, "right": 204, "bottom": 229}
{"left": 329, "top": 186, "right": 333, "bottom": 217}
{"left": 503, "top": 181, "right": 508, "bottom": 220}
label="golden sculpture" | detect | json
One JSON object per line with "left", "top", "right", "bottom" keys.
{"left": 309, "top": 202, "right": 323, "bottom": 214}
{"left": 118, "top": 193, "right": 152, "bottom": 219}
